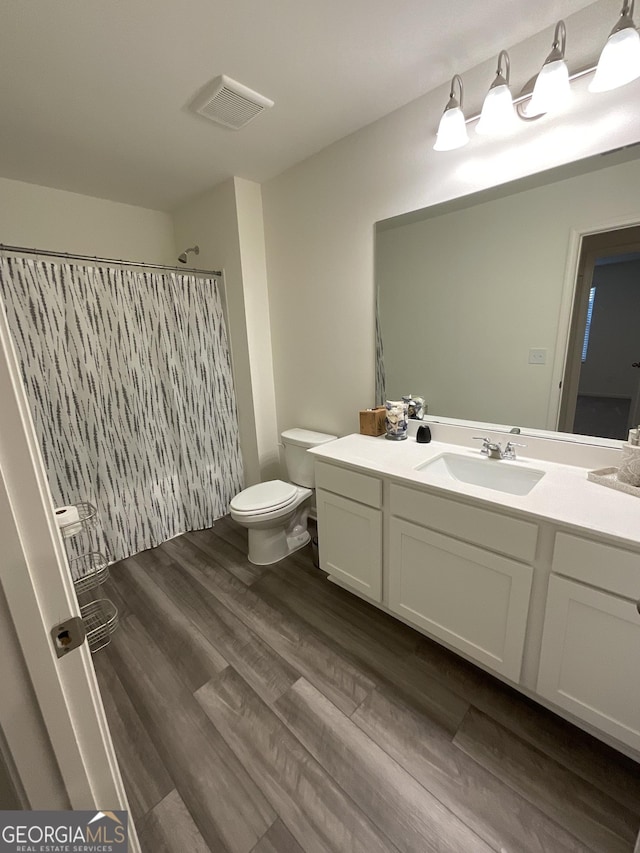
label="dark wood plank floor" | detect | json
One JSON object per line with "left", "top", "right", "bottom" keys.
{"left": 94, "top": 516, "right": 640, "bottom": 853}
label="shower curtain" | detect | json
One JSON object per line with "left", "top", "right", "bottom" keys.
{"left": 375, "top": 288, "right": 386, "bottom": 405}
{"left": 0, "top": 256, "right": 244, "bottom": 570}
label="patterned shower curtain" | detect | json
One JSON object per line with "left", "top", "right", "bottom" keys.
{"left": 0, "top": 256, "right": 244, "bottom": 570}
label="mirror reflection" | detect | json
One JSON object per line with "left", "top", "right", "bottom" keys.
{"left": 375, "top": 146, "right": 640, "bottom": 442}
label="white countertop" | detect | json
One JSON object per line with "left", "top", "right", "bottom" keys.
{"left": 310, "top": 433, "right": 640, "bottom": 550}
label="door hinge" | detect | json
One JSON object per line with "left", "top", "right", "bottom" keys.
{"left": 51, "top": 616, "right": 87, "bottom": 659}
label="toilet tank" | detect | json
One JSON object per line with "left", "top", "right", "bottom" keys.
{"left": 282, "top": 428, "right": 337, "bottom": 487}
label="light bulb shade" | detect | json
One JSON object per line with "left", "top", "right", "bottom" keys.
{"left": 476, "top": 84, "right": 515, "bottom": 135}
{"left": 433, "top": 106, "right": 469, "bottom": 151}
{"left": 527, "top": 58, "right": 571, "bottom": 116}
{"left": 589, "top": 27, "right": 640, "bottom": 92}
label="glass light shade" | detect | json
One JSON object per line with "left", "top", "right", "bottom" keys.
{"left": 589, "top": 27, "right": 640, "bottom": 92}
{"left": 433, "top": 107, "right": 469, "bottom": 151}
{"left": 526, "top": 59, "right": 571, "bottom": 116}
{"left": 476, "top": 84, "right": 516, "bottom": 135}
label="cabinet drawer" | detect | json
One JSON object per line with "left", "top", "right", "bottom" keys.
{"left": 389, "top": 519, "right": 532, "bottom": 681}
{"left": 315, "top": 461, "right": 382, "bottom": 508}
{"left": 538, "top": 575, "right": 640, "bottom": 753}
{"left": 390, "top": 484, "right": 537, "bottom": 563}
{"left": 552, "top": 532, "right": 640, "bottom": 599}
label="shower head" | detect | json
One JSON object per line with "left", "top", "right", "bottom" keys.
{"left": 178, "top": 245, "right": 200, "bottom": 264}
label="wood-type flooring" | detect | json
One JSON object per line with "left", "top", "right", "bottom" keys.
{"left": 93, "top": 516, "right": 640, "bottom": 853}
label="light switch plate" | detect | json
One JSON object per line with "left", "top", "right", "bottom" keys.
{"left": 528, "top": 348, "right": 547, "bottom": 365}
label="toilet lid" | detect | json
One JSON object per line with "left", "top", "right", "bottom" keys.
{"left": 230, "top": 480, "right": 298, "bottom": 513}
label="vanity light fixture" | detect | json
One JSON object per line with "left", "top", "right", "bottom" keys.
{"left": 526, "top": 20, "right": 571, "bottom": 117}
{"left": 433, "top": 74, "right": 469, "bottom": 151}
{"left": 433, "top": 10, "right": 640, "bottom": 151}
{"left": 476, "top": 50, "right": 516, "bottom": 135}
{"left": 590, "top": 0, "right": 640, "bottom": 92}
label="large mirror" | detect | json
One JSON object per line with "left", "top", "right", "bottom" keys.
{"left": 375, "top": 145, "right": 640, "bottom": 443}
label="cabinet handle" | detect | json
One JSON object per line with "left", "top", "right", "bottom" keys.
{"left": 637, "top": 599, "right": 640, "bottom": 616}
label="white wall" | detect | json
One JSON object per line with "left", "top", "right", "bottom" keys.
{"left": 172, "top": 178, "right": 279, "bottom": 486}
{"left": 262, "top": 0, "right": 640, "bottom": 440}
{"left": 234, "top": 179, "right": 280, "bottom": 479}
{"left": 377, "top": 157, "right": 640, "bottom": 429}
{"left": 0, "top": 176, "right": 175, "bottom": 264}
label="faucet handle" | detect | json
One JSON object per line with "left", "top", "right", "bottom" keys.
{"left": 504, "top": 440, "right": 527, "bottom": 459}
{"left": 473, "top": 436, "right": 494, "bottom": 455}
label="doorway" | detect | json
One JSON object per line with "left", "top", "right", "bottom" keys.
{"left": 559, "top": 225, "right": 640, "bottom": 439}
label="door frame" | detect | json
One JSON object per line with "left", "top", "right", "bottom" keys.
{"left": 547, "top": 214, "right": 640, "bottom": 432}
{"left": 557, "top": 225, "right": 640, "bottom": 433}
{"left": 556, "top": 244, "right": 599, "bottom": 434}
{"left": 0, "top": 289, "right": 138, "bottom": 846}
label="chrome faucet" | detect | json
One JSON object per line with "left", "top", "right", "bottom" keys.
{"left": 503, "top": 440, "right": 526, "bottom": 460}
{"left": 473, "top": 437, "right": 502, "bottom": 458}
{"left": 473, "top": 437, "right": 526, "bottom": 460}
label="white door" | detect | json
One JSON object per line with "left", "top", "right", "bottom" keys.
{"left": 537, "top": 574, "right": 640, "bottom": 754}
{"left": 0, "top": 293, "right": 138, "bottom": 845}
{"left": 558, "top": 225, "right": 640, "bottom": 438}
{"left": 316, "top": 489, "right": 382, "bottom": 601}
{"left": 388, "top": 519, "right": 533, "bottom": 682}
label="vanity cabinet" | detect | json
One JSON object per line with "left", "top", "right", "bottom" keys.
{"left": 389, "top": 484, "right": 535, "bottom": 681}
{"left": 537, "top": 533, "right": 640, "bottom": 752}
{"left": 315, "top": 462, "right": 383, "bottom": 601}
{"left": 311, "top": 437, "right": 640, "bottom": 758}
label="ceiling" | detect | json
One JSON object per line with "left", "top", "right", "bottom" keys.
{"left": 0, "top": 0, "right": 599, "bottom": 211}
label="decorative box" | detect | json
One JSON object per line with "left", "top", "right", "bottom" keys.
{"left": 359, "top": 407, "right": 386, "bottom": 437}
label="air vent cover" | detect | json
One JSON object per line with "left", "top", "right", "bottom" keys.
{"left": 192, "top": 75, "right": 274, "bottom": 130}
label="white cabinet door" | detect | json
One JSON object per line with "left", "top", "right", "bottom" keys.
{"left": 316, "top": 488, "right": 382, "bottom": 601}
{"left": 538, "top": 574, "right": 640, "bottom": 753}
{"left": 389, "top": 519, "right": 532, "bottom": 681}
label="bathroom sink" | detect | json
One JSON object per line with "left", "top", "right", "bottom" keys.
{"left": 416, "top": 453, "right": 545, "bottom": 496}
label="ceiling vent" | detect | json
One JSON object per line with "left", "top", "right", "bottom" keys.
{"left": 192, "top": 75, "right": 274, "bottom": 130}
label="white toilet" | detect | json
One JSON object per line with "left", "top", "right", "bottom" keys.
{"left": 230, "top": 428, "right": 336, "bottom": 565}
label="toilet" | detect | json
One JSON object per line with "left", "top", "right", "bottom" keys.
{"left": 230, "top": 428, "right": 337, "bottom": 565}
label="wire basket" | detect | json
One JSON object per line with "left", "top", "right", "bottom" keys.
{"left": 80, "top": 598, "right": 119, "bottom": 654}
{"left": 71, "top": 552, "right": 110, "bottom": 595}
{"left": 57, "top": 502, "right": 98, "bottom": 540}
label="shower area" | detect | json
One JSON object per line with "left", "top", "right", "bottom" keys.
{"left": 0, "top": 246, "right": 244, "bottom": 628}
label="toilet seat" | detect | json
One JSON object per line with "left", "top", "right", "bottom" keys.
{"left": 230, "top": 480, "right": 299, "bottom": 515}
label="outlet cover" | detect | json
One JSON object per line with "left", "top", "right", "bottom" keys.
{"left": 528, "top": 348, "right": 547, "bottom": 365}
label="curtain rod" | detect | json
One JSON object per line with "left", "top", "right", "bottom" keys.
{"left": 0, "top": 243, "right": 222, "bottom": 277}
